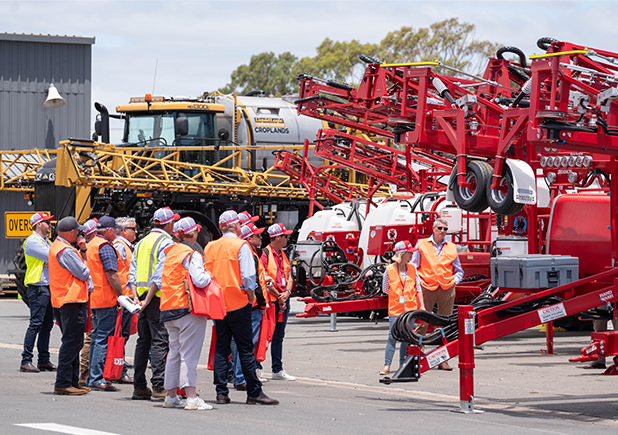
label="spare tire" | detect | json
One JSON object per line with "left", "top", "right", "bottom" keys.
{"left": 486, "top": 166, "right": 524, "bottom": 215}
{"left": 452, "top": 160, "right": 492, "bottom": 212}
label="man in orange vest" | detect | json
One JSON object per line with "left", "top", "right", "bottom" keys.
{"left": 231, "top": 221, "right": 272, "bottom": 389}
{"left": 49, "top": 217, "right": 91, "bottom": 395}
{"left": 114, "top": 216, "right": 138, "bottom": 382}
{"left": 412, "top": 218, "right": 464, "bottom": 371}
{"left": 78, "top": 217, "right": 98, "bottom": 386}
{"left": 204, "top": 210, "right": 279, "bottom": 405}
{"left": 87, "top": 216, "right": 125, "bottom": 391}
{"left": 261, "top": 223, "right": 296, "bottom": 381}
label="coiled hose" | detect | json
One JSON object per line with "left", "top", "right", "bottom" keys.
{"left": 391, "top": 292, "right": 565, "bottom": 346}
{"left": 310, "top": 263, "right": 386, "bottom": 302}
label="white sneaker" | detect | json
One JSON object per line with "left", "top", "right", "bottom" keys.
{"left": 163, "top": 395, "right": 186, "bottom": 408}
{"left": 185, "top": 396, "right": 213, "bottom": 410}
{"left": 256, "top": 369, "right": 268, "bottom": 382}
{"left": 272, "top": 370, "right": 296, "bottom": 381}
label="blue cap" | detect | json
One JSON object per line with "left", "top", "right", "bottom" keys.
{"left": 97, "top": 216, "right": 122, "bottom": 230}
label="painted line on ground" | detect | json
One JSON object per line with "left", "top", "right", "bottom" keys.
{"left": 15, "top": 423, "right": 122, "bottom": 435}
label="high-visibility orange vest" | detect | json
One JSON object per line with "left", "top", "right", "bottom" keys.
{"left": 87, "top": 236, "right": 123, "bottom": 309}
{"left": 417, "top": 238, "right": 457, "bottom": 290}
{"left": 204, "top": 235, "right": 250, "bottom": 312}
{"left": 386, "top": 263, "right": 420, "bottom": 316}
{"left": 160, "top": 243, "right": 194, "bottom": 312}
{"left": 48, "top": 239, "right": 88, "bottom": 308}
{"left": 114, "top": 238, "right": 133, "bottom": 298}
{"left": 264, "top": 246, "right": 290, "bottom": 303}
{"left": 250, "top": 244, "right": 269, "bottom": 308}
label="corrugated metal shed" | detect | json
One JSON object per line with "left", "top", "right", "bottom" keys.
{"left": 0, "top": 33, "right": 94, "bottom": 274}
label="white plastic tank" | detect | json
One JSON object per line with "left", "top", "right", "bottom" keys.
{"left": 297, "top": 202, "right": 367, "bottom": 241}
{"left": 359, "top": 198, "right": 420, "bottom": 269}
{"left": 494, "top": 236, "right": 528, "bottom": 257}
{"left": 437, "top": 204, "right": 462, "bottom": 233}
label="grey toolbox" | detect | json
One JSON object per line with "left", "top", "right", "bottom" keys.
{"left": 491, "top": 254, "right": 579, "bottom": 289}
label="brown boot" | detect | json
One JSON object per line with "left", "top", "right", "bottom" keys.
{"left": 78, "top": 371, "right": 88, "bottom": 387}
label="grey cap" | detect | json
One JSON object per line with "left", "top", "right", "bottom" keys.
{"left": 57, "top": 217, "right": 84, "bottom": 232}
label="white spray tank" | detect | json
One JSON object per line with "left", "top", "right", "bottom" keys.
{"left": 360, "top": 198, "right": 420, "bottom": 269}
{"left": 297, "top": 202, "right": 366, "bottom": 241}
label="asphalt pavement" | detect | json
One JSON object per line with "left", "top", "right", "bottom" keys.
{"left": 1, "top": 296, "right": 617, "bottom": 435}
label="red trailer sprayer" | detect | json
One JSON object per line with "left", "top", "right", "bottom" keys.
{"left": 279, "top": 36, "right": 618, "bottom": 412}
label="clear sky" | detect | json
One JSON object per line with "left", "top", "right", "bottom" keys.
{"left": 2, "top": 0, "right": 617, "bottom": 140}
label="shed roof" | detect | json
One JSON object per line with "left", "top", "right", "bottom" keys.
{"left": 0, "top": 33, "right": 95, "bottom": 45}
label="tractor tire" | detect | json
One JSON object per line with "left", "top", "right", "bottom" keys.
{"left": 486, "top": 166, "right": 524, "bottom": 215}
{"left": 452, "top": 160, "right": 492, "bottom": 212}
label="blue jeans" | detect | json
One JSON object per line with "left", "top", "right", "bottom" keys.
{"left": 234, "top": 308, "right": 263, "bottom": 384}
{"left": 269, "top": 298, "right": 290, "bottom": 373}
{"left": 88, "top": 307, "right": 125, "bottom": 386}
{"left": 21, "top": 285, "right": 54, "bottom": 365}
{"left": 384, "top": 315, "right": 407, "bottom": 367}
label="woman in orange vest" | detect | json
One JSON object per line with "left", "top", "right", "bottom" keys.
{"left": 380, "top": 241, "right": 425, "bottom": 376}
{"left": 412, "top": 218, "right": 464, "bottom": 371}
{"left": 158, "top": 217, "right": 213, "bottom": 410}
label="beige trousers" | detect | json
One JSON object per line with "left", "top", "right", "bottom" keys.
{"left": 80, "top": 330, "right": 91, "bottom": 378}
{"left": 415, "top": 285, "right": 456, "bottom": 336}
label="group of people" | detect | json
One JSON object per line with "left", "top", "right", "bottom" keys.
{"left": 19, "top": 207, "right": 297, "bottom": 410}
{"left": 20, "top": 207, "right": 463, "bottom": 406}
{"left": 380, "top": 218, "right": 464, "bottom": 375}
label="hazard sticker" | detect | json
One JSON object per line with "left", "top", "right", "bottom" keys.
{"left": 464, "top": 319, "right": 474, "bottom": 335}
{"left": 537, "top": 303, "right": 567, "bottom": 323}
{"left": 323, "top": 306, "right": 332, "bottom": 312}
{"left": 427, "top": 346, "right": 450, "bottom": 368}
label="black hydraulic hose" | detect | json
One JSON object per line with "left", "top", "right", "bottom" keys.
{"left": 537, "top": 37, "right": 558, "bottom": 51}
{"left": 496, "top": 46, "right": 528, "bottom": 69}
{"left": 326, "top": 80, "right": 353, "bottom": 92}
{"left": 294, "top": 95, "right": 321, "bottom": 105}
{"left": 310, "top": 262, "right": 386, "bottom": 302}
{"left": 496, "top": 46, "right": 530, "bottom": 83}
{"left": 360, "top": 54, "right": 382, "bottom": 64}
{"left": 391, "top": 293, "right": 565, "bottom": 346}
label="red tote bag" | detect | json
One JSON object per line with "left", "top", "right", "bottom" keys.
{"left": 103, "top": 311, "right": 125, "bottom": 381}
{"left": 130, "top": 313, "right": 138, "bottom": 335}
{"left": 255, "top": 304, "right": 276, "bottom": 362}
{"left": 184, "top": 272, "right": 226, "bottom": 320}
{"left": 207, "top": 324, "right": 217, "bottom": 371}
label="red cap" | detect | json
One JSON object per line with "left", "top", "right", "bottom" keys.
{"left": 267, "top": 223, "right": 292, "bottom": 237}
{"left": 394, "top": 240, "right": 418, "bottom": 253}
{"left": 30, "top": 212, "right": 54, "bottom": 227}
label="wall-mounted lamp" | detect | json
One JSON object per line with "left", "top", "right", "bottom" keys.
{"left": 43, "top": 83, "right": 66, "bottom": 109}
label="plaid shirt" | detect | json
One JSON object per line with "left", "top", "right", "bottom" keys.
{"left": 95, "top": 235, "right": 119, "bottom": 272}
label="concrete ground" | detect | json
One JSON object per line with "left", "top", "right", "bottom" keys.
{"left": 1, "top": 295, "right": 617, "bottom": 435}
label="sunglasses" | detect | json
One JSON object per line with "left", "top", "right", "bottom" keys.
{"left": 125, "top": 227, "right": 137, "bottom": 231}
{"left": 436, "top": 226, "right": 448, "bottom": 231}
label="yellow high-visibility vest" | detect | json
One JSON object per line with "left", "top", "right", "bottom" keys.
{"left": 134, "top": 231, "right": 168, "bottom": 297}
{"left": 23, "top": 234, "right": 49, "bottom": 286}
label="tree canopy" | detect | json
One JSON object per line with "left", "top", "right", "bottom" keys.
{"left": 219, "top": 18, "right": 500, "bottom": 97}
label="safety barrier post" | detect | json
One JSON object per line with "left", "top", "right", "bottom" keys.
{"left": 545, "top": 321, "right": 554, "bottom": 354}
{"left": 453, "top": 305, "right": 483, "bottom": 413}
{"left": 330, "top": 313, "right": 338, "bottom": 332}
